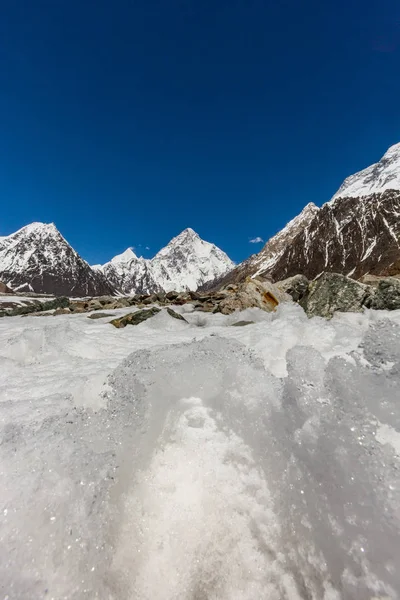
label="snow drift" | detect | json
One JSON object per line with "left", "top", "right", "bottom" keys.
{"left": 0, "top": 305, "right": 399, "bottom": 599}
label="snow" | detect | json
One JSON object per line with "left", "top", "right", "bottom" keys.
{"left": 110, "top": 247, "right": 137, "bottom": 264}
{"left": 1, "top": 304, "right": 400, "bottom": 598}
{"left": 331, "top": 142, "right": 400, "bottom": 200}
{"left": 251, "top": 203, "right": 319, "bottom": 277}
{"left": 99, "top": 228, "right": 235, "bottom": 294}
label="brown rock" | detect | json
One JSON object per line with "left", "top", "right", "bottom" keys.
{"left": 217, "top": 278, "right": 291, "bottom": 315}
{"left": 0, "top": 281, "right": 13, "bottom": 294}
{"left": 53, "top": 308, "right": 72, "bottom": 315}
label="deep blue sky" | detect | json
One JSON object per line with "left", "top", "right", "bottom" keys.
{"left": 1, "top": 0, "right": 399, "bottom": 264}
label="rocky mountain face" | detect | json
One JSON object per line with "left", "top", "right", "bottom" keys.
{"left": 0, "top": 223, "right": 233, "bottom": 297}
{"left": 0, "top": 223, "right": 115, "bottom": 297}
{"left": 202, "top": 202, "right": 320, "bottom": 290}
{"left": 98, "top": 248, "right": 161, "bottom": 296}
{"left": 97, "top": 228, "right": 234, "bottom": 295}
{"left": 205, "top": 142, "right": 400, "bottom": 288}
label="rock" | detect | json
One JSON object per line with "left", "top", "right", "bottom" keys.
{"left": 189, "top": 290, "right": 200, "bottom": 300}
{"left": 166, "top": 290, "right": 179, "bottom": 300}
{"left": 9, "top": 296, "right": 70, "bottom": 316}
{"left": 194, "top": 303, "right": 215, "bottom": 312}
{"left": 217, "top": 278, "right": 291, "bottom": 315}
{"left": 300, "top": 273, "right": 369, "bottom": 318}
{"left": 363, "top": 278, "right": 400, "bottom": 311}
{"left": 173, "top": 295, "right": 189, "bottom": 305}
{"left": 275, "top": 274, "right": 309, "bottom": 302}
{"left": 231, "top": 320, "right": 255, "bottom": 327}
{"left": 166, "top": 308, "right": 187, "bottom": 322}
{"left": 87, "top": 312, "right": 115, "bottom": 319}
{"left": 53, "top": 308, "right": 72, "bottom": 315}
{"left": 70, "top": 300, "right": 89, "bottom": 313}
{"left": 86, "top": 300, "right": 104, "bottom": 311}
{"left": 142, "top": 294, "right": 157, "bottom": 305}
{"left": 110, "top": 307, "right": 161, "bottom": 328}
{"left": 156, "top": 291, "right": 167, "bottom": 303}
{"left": 0, "top": 281, "right": 13, "bottom": 294}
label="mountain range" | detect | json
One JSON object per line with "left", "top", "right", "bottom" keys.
{"left": 205, "top": 142, "right": 400, "bottom": 289}
{"left": 0, "top": 225, "right": 234, "bottom": 296}
{"left": 1, "top": 141, "right": 399, "bottom": 297}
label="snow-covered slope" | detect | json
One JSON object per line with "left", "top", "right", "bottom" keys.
{"left": 331, "top": 142, "right": 400, "bottom": 200}
{"left": 101, "top": 247, "right": 160, "bottom": 296}
{"left": 1, "top": 303, "right": 400, "bottom": 597}
{"left": 150, "top": 228, "right": 234, "bottom": 292}
{"left": 205, "top": 141, "right": 400, "bottom": 287}
{"left": 202, "top": 203, "right": 319, "bottom": 289}
{"left": 99, "top": 228, "right": 234, "bottom": 295}
{"left": 0, "top": 222, "right": 115, "bottom": 296}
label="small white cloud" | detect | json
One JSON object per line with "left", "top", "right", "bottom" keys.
{"left": 145, "top": 246, "right": 150, "bottom": 250}
{"left": 249, "top": 236, "right": 263, "bottom": 244}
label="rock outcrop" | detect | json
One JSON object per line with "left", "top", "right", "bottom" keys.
{"left": 300, "top": 273, "right": 370, "bottom": 318}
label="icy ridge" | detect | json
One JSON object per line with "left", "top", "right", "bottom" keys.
{"left": 331, "top": 142, "right": 400, "bottom": 200}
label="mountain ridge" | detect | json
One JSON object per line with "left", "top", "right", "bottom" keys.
{"left": 0, "top": 223, "right": 234, "bottom": 296}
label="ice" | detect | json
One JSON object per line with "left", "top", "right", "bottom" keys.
{"left": 0, "top": 305, "right": 400, "bottom": 598}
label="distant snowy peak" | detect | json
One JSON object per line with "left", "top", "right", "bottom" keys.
{"left": 150, "top": 228, "right": 234, "bottom": 293}
{"left": 110, "top": 247, "right": 138, "bottom": 264}
{"left": 331, "top": 142, "right": 400, "bottom": 200}
{"left": 0, "top": 222, "right": 115, "bottom": 297}
{"left": 98, "top": 228, "right": 235, "bottom": 295}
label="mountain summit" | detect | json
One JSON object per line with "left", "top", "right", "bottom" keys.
{"left": 204, "top": 141, "right": 400, "bottom": 289}
{"left": 0, "top": 223, "right": 114, "bottom": 296}
{"left": 331, "top": 142, "right": 400, "bottom": 201}
{"left": 98, "top": 228, "right": 234, "bottom": 295}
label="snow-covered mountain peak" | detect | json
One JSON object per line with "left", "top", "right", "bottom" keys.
{"left": 331, "top": 141, "right": 400, "bottom": 201}
{"left": 110, "top": 247, "right": 138, "bottom": 264}
{"left": 0, "top": 222, "right": 114, "bottom": 296}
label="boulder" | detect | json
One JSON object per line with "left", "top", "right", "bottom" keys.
{"left": 275, "top": 274, "right": 309, "bottom": 302}
{"left": 142, "top": 294, "right": 157, "bottom": 305}
{"left": 363, "top": 278, "right": 400, "bottom": 311}
{"left": 231, "top": 320, "right": 255, "bottom": 327}
{"left": 173, "top": 294, "right": 189, "bottom": 305}
{"left": 53, "top": 307, "right": 72, "bottom": 315}
{"left": 166, "top": 308, "right": 187, "bottom": 322}
{"left": 87, "top": 312, "right": 114, "bottom": 319}
{"left": 156, "top": 291, "right": 167, "bottom": 303}
{"left": 217, "top": 277, "right": 291, "bottom": 315}
{"left": 9, "top": 296, "right": 70, "bottom": 316}
{"left": 0, "top": 281, "right": 13, "bottom": 294}
{"left": 166, "top": 290, "right": 179, "bottom": 300}
{"left": 300, "top": 273, "right": 369, "bottom": 318}
{"left": 110, "top": 307, "right": 161, "bottom": 328}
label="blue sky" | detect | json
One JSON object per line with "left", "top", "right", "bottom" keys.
{"left": 1, "top": 0, "right": 399, "bottom": 264}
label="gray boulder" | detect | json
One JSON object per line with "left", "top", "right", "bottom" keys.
{"left": 364, "top": 277, "right": 400, "bottom": 311}
{"left": 275, "top": 274, "right": 309, "bottom": 301}
{"left": 301, "top": 273, "right": 369, "bottom": 318}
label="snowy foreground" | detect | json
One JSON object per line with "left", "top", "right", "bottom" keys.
{"left": 1, "top": 304, "right": 400, "bottom": 599}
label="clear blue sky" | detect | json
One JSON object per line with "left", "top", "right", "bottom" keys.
{"left": 1, "top": 0, "right": 399, "bottom": 264}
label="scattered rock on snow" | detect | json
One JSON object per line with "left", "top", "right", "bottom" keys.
{"left": 230, "top": 320, "right": 255, "bottom": 327}
{"left": 166, "top": 308, "right": 187, "bottom": 322}
{"left": 87, "top": 312, "right": 115, "bottom": 319}
{"left": 110, "top": 307, "right": 161, "bottom": 328}
{"left": 300, "top": 273, "right": 369, "bottom": 318}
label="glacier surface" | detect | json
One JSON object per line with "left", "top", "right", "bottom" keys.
{"left": 0, "top": 305, "right": 399, "bottom": 599}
